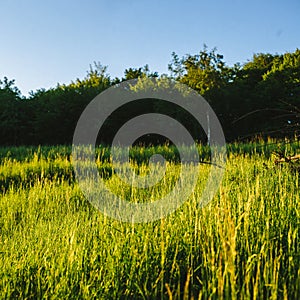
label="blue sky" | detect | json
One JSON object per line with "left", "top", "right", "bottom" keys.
{"left": 1, "top": 0, "right": 299, "bottom": 96}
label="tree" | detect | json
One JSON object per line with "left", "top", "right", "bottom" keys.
{"left": 29, "top": 63, "right": 112, "bottom": 145}
{"left": 168, "top": 45, "right": 233, "bottom": 96}
{"left": 123, "top": 64, "right": 158, "bottom": 81}
{"left": 0, "top": 77, "right": 26, "bottom": 145}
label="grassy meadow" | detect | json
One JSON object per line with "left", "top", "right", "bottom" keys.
{"left": 0, "top": 141, "right": 299, "bottom": 299}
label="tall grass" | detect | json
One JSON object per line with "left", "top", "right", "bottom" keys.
{"left": 0, "top": 143, "right": 299, "bottom": 299}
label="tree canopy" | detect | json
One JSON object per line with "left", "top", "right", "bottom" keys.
{"left": 1, "top": 47, "right": 299, "bottom": 145}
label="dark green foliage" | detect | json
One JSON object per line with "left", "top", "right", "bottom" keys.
{"left": 0, "top": 48, "right": 300, "bottom": 145}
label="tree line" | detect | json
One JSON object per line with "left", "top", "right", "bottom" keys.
{"left": 1, "top": 46, "right": 300, "bottom": 146}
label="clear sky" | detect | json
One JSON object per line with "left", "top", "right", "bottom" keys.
{"left": 1, "top": 0, "right": 299, "bottom": 96}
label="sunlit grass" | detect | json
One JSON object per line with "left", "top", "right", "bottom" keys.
{"left": 0, "top": 143, "right": 299, "bottom": 299}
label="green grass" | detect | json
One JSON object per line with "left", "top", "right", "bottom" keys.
{"left": 0, "top": 143, "right": 299, "bottom": 299}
